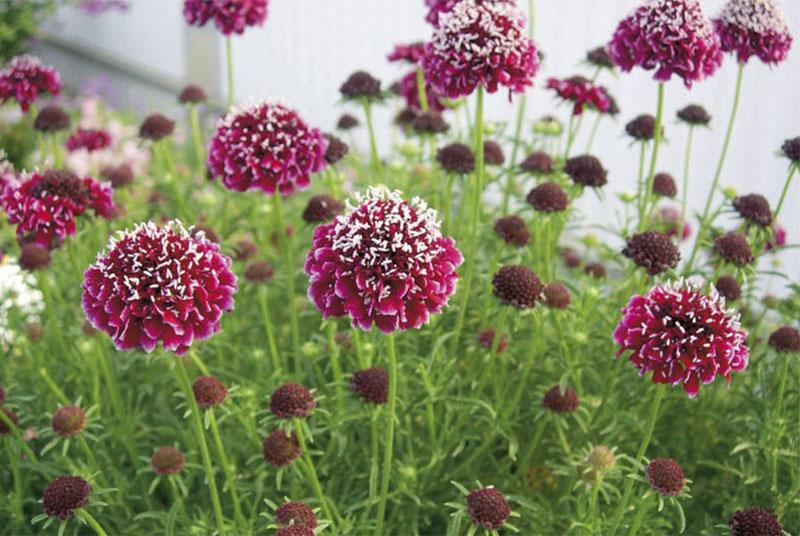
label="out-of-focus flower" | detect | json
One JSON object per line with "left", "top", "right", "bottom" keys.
{"left": 546, "top": 76, "right": 611, "bottom": 115}
{"left": 765, "top": 220, "right": 786, "bottom": 252}
{"left": 388, "top": 42, "right": 426, "bottom": 65}
{"left": 493, "top": 215, "right": 530, "bottom": 248}
{"left": 0, "top": 55, "right": 63, "bottom": 112}
{"left": 713, "top": 232, "right": 753, "bottom": 266}
{"left": 586, "top": 46, "right": 615, "bottom": 69}
{"left": 677, "top": 104, "right": 711, "bottom": 126}
{"left": 151, "top": 446, "right": 185, "bottom": 475}
{"left": 732, "top": 193, "right": 772, "bottom": 227}
{"left": 646, "top": 458, "right": 685, "bottom": 496}
{"left": 655, "top": 206, "right": 691, "bottom": 241}
{"left": 340, "top": 71, "right": 383, "bottom": 101}
{"left": 565, "top": 155, "right": 607, "bottom": 188}
{"left": 275, "top": 501, "right": 318, "bottom": 529}
{"left": 66, "top": 128, "right": 112, "bottom": 153}
{"left": 714, "top": 0, "right": 792, "bottom": 65}
{"left": 34, "top": 105, "right": 71, "bottom": 133}
{"left": 395, "top": 69, "right": 444, "bottom": 112}
{"left": 184, "top": 0, "right": 268, "bottom": 36}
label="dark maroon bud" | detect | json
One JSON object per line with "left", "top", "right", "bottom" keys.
{"left": 492, "top": 265, "right": 543, "bottom": 309}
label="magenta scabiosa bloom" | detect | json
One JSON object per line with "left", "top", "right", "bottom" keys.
{"left": 151, "top": 446, "right": 185, "bottom": 475}
{"left": 1, "top": 170, "right": 115, "bottom": 248}
{"left": 614, "top": 280, "right": 749, "bottom": 397}
{"left": 275, "top": 501, "right": 318, "bottom": 529}
{"left": 66, "top": 128, "right": 112, "bottom": 153}
{"left": 466, "top": 486, "right": 511, "bottom": 530}
{"left": 207, "top": 100, "right": 326, "bottom": 196}
{"left": 425, "top": 0, "right": 515, "bottom": 27}
{"left": 262, "top": 429, "right": 301, "bottom": 466}
{"left": 646, "top": 458, "right": 685, "bottom": 496}
{"left": 546, "top": 76, "right": 611, "bottom": 115}
{"left": 765, "top": 220, "right": 786, "bottom": 251}
{"left": 51, "top": 405, "right": 87, "bottom": 438}
{"left": 192, "top": 375, "right": 228, "bottom": 408}
{"left": 81, "top": 221, "right": 237, "bottom": 355}
{"left": 388, "top": 42, "right": 426, "bottom": 65}
{"left": 269, "top": 383, "right": 316, "bottom": 419}
{"left": 729, "top": 507, "right": 783, "bottom": 536}
{"left": 423, "top": 0, "right": 539, "bottom": 99}
{"left": 0, "top": 55, "right": 63, "bottom": 112}
{"left": 396, "top": 69, "right": 445, "bottom": 112}
{"left": 607, "top": 0, "right": 722, "bottom": 88}
{"left": 42, "top": 476, "right": 91, "bottom": 520}
{"left": 305, "top": 187, "right": 462, "bottom": 333}
{"left": 714, "top": 0, "right": 792, "bottom": 65}
{"left": 183, "top": 0, "right": 268, "bottom": 36}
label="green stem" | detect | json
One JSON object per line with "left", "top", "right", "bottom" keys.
{"left": 680, "top": 126, "right": 695, "bottom": 235}
{"left": 272, "top": 193, "right": 301, "bottom": 374}
{"left": 443, "top": 173, "right": 456, "bottom": 236}
{"left": 257, "top": 285, "right": 282, "bottom": 375}
{"left": 50, "top": 134, "right": 63, "bottom": 168}
{"left": 363, "top": 101, "right": 381, "bottom": 173}
{"left": 188, "top": 104, "right": 205, "bottom": 171}
{"left": 502, "top": 95, "right": 528, "bottom": 214}
{"left": 771, "top": 355, "right": 790, "bottom": 491}
{"left": 584, "top": 112, "right": 602, "bottom": 154}
{"left": 5, "top": 441, "right": 23, "bottom": 526}
{"left": 327, "top": 322, "right": 345, "bottom": 420}
{"left": 77, "top": 509, "right": 108, "bottom": 536}
{"left": 635, "top": 141, "right": 648, "bottom": 222}
{"left": 638, "top": 83, "right": 665, "bottom": 231}
{"left": 374, "top": 334, "right": 398, "bottom": 536}
{"left": 209, "top": 409, "right": 246, "bottom": 531}
{"left": 294, "top": 419, "right": 339, "bottom": 526}
{"left": 685, "top": 64, "right": 745, "bottom": 272}
{"left": 553, "top": 417, "right": 572, "bottom": 456}
{"left": 415, "top": 68, "right": 429, "bottom": 113}
{"left": 627, "top": 496, "right": 651, "bottom": 536}
{"left": 225, "top": 37, "right": 234, "bottom": 109}
{"left": 773, "top": 163, "right": 797, "bottom": 223}
{"left": 563, "top": 113, "right": 576, "bottom": 161}
{"left": 590, "top": 474, "right": 602, "bottom": 535}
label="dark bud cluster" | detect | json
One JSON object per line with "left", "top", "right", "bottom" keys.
{"left": 732, "top": 193, "right": 772, "bottom": 227}
{"left": 781, "top": 136, "right": 800, "bottom": 163}
{"left": 622, "top": 231, "right": 680, "bottom": 276}
{"left": 233, "top": 238, "right": 258, "bottom": 261}
{"left": 466, "top": 486, "right": 511, "bottom": 530}
{"left": 437, "top": 143, "right": 475, "bottom": 174}
{"left": 323, "top": 133, "right": 349, "bottom": 164}
{"left": 395, "top": 108, "right": 418, "bottom": 129}
{"left": 178, "top": 84, "right": 207, "bottom": 104}
{"left": 244, "top": 260, "right": 274, "bottom": 283}
{"left": 339, "top": 71, "right": 382, "bottom": 100}
{"left": 677, "top": 104, "right": 711, "bottom": 126}
{"left": 19, "top": 243, "right": 51, "bottom": 271}
{"left": 275, "top": 501, "right": 318, "bottom": 529}
{"left": 714, "top": 275, "right": 742, "bottom": 302}
{"left": 412, "top": 111, "right": 449, "bottom": 134}
{"left": 652, "top": 172, "right": 677, "bottom": 197}
{"left": 713, "top": 232, "right": 753, "bottom": 266}
{"left": 42, "top": 476, "right": 91, "bottom": 520}
{"left": 543, "top": 385, "right": 579, "bottom": 413}
{"left": 625, "top": 114, "right": 661, "bottom": 141}
{"left": 586, "top": 46, "right": 615, "bottom": 69}
{"left": 262, "top": 429, "right": 301, "bottom": 466}
{"left": 139, "top": 113, "right": 175, "bottom": 141}
{"left": 150, "top": 446, "right": 185, "bottom": 475}
{"left": 191, "top": 375, "right": 228, "bottom": 409}
{"left": 728, "top": 507, "right": 783, "bottom": 536}
{"left": 492, "top": 265, "right": 543, "bottom": 309}
{"left": 565, "top": 155, "right": 607, "bottom": 188}
{"left": 337, "top": 113, "right": 359, "bottom": 130}
{"left": 583, "top": 262, "right": 606, "bottom": 279}
{"left": 269, "top": 383, "right": 316, "bottom": 419}
{"left": 51, "top": 405, "right": 87, "bottom": 438}
{"left": 34, "top": 105, "right": 71, "bottom": 132}
{"left": 101, "top": 164, "right": 134, "bottom": 188}
{"left": 477, "top": 328, "right": 508, "bottom": 353}
{"left": 350, "top": 367, "right": 389, "bottom": 405}
{"left": 276, "top": 526, "right": 315, "bottom": 536}
{"left": 543, "top": 282, "right": 571, "bottom": 309}
{"left": 646, "top": 458, "right": 685, "bottom": 496}
{"left": 483, "top": 140, "right": 505, "bottom": 166}
{"left": 768, "top": 325, "right": 800, "bottom": 353}
{"left": 493, "top": 215, "right": 530, "bottom": 248}
{"left": 526, "top": 182, "right": 569, "bottom": 212}
{"left": 303, "top": 194, "right": 344, "bottom": 224}
{"left": 520, "top": 151, "right": 554, "bottom": 174}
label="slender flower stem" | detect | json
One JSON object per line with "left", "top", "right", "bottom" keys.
{"left": 208, "top": 409, "right": 246, "bottom": 531}
{"left": 685, "top": 64, "right": 745, "bottom": 272}
{"left": 415, "top": 68, "right": 429, "bottom": 113}
{"left": 188, "top": 104, "right": 206, "bottom": 171}
{"left": 77, "top": 509, "right": 108, "bottom": 536}
{"left": 503, "top": 95, "right": 528, "bottom": 214}
{"left": 554, "top": 417, "right": 572, "bottom": 456}
{"left": 374, "top": 334, "right": 398, "bottom": 536}
{"left": 584, "top": 112, "right": 602, "bottom": 154}
{"left": 172, "top": 359, "right": 226, "bottom": 536}
{"left": 49, "top": 135, "right": 62, "bottom": 168}
{"left": 326, "top": 322, "right": 345, "bottom": 419}
{"left": 443, "top": 173, "right": 456, "bottom": 236}
{"left": 563, "top": 114, "right": 576, "bottom": 161}
{"left": 225, "top": 37, "right": 234, "bottom": 109}
{"left": 773, "top": 163, "right": 797, "bottom": 223}
{"left": 637, "top": 83, "right": 665, "bottom": 231}
{"left": 680, "top": 126, "right": 695, "bottom": 234}
{"left": 257, "top": 285, "right": 282, "bottom": 375}
{"left": 635, "top": 141, "right": 648, "bottom": 222}
{"left": 590, "top": 474, "right": 602, "bottom": 534}
{"left": 294, "top": 418, "right": 339, "bottom": 526}
{"left": 609, "top": 383, "right": 666, "bottom": 533}
{"left": 272, "top": 193, "right": 301, "bottom": 374}
{"left": 5, "top": 441, "right": 23, "bottom": 527}
{"left": 771, "top": 354, "right": 790, "bottom": 491}
{"left": 363, "top": 101, "right": 381, "bottom": 173}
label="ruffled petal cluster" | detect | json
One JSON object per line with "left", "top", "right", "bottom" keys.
{"left": 183, "top": 0, "right": 268, "bottom": 36}
{"left": 305, "top": 187, "right": 462, "bottom": 333}
{"left": 714, "top": 0, "right": 792, "bottom": 65}
{"left": 546, "top": 76, "right": 611, "bottom": 115}
{"left": 0, "top": 55, "right": 62, "bottom": 112}
{"left": 82, "top": 221, "right": 237, "bottom": 354}
{"left": 396, "top": 69, "right": 445, "bottom": 112}
{"left": 66, "top": 128, "right": 113, "bottom": 153}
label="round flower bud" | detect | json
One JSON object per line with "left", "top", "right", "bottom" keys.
{"left": 336, "top": 113, "right": 359, "bottom": 131}
{"left": 339, "top": 71, "right": 382, "bottom": 100}
{"left": 580, "top": 445, "right": 616, "bottom": 482}
{"left": 483, "top": 140, "right": 505, "bottom": 166}
{"left": 583, "top": 261, "right": 606, "bottom": 279}
{"left": 34, "top": 105, "right": 70, "bottom": 133}
{"left": 622, "top": 231, "right": 680, "bottom": 276}
{"left": 18, "top": 243, "right": 51, "bottom": 271}
{"left": 652, "top": 172, "right": 677, "bottom": 197}
{"left": 437, "top": 143, "right": 475, "bottom": 174}
{"left": 51, "top": 405, "right": 87, "bottom": 438}
{"left": 677, "top": 104, "right": 711, "bottom": 126}
{"left": 150, "top": 446, "right": 185, "bottom": 475}
{"left": 302, "top": 194, "right": 344, "bottom": 224}
{"left": 269, "top": 383, "right": 316, "bottom": 419}
{"left": 233, "top": 238, "right": 257, "bottom": 261}
{"left": 395, "top": 108, "right": 418, "bottom": 129}
{"left": 492, "top": 265, "right": 543, "bottom": 309}
{"left": 42, "top": 476, "right": 91, "bottom": 520}
{"left": 262, "top": 429, "right": 301, "bottom": 466}
{"left": 768, "top": 325, "right": 800, "bottom": 353}
{"left": 565, "top": 155, "right": 607, "bottom": 188}
{"left": 139, "top": 113, "right": 175, "bottom": 141}
{"left": 586, "top": 46, "right": 615, "bottom": 69}
{"left": 714, "top": 232, "right": 753, "bottom": 266}
{"left": 493, "top": 215, "right": 530, "bottom": 248}
{"left": 732, "top": 193, "right": 772, "bottom": 227}
{"left": 351, "top": 367, "right": 389, "bottom": 405}
{"left": 520, "top": 151, "right": 554, "bottom": 174}
{"left": 543, "top": 282, "right": 571, "bottom": 309}
{"left": 714, "top": 275, "right": 742, "bottom": 302}
{"left": 0, "top": 407, "right": 19, "bottom": 435}
{"left": 101, "top": 164, "right": 134, "bottom": 189}
{"left": 275, "top": 501, "right": 317, "bottom": 529}
{"left": 543, "top": 385, "right": 579, "bottom": 413}
{"left": 781, "top": 137, "right": 800, "bottom": 163}
{"left": 178, "top": 84, "right": 207, "bottom": 104}
{"left": 412, "top": 111, "right": 449, "bottom": 134}
{"left": 625, "top": 114, "right": 660, "bottom": 140}
{"left": 323, "top": 133, "right": 348, "bottom": 165}
{"left": 526, "top": 182, "right": 568, "bottom": 212}
{"left": 477, "top": 328, "right": 508, "bottom": 353}
{"left": 561, "top": 247, "right": 582, "bottom": 268}
{"left": 244, "top": 260, "right": 274, "bottom": 284}
{"left": 466, "top": 486, "right": 511, "bottom": 530}
{"left": 729, "top": 507, "right": 783, "bottom": 536}
{"left": 646, "top": 458, "right": 685, "bottom": 496}
{"left": 276, "top": 526, "right": 315, "bottom": 536}
{"left": 191, "top": 375, "right": 228, "bottom": 409}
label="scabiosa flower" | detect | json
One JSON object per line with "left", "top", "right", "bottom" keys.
{"left": 607, "top": 0, "right": 722, "bottom": 88}
{"left": 207, "top": 100, "right": 326, "bottom": 196}
{"left": 584, "top": 262, "right": 607, "bottom": 279}
{"left": 19, "top": 243, "right": 52, "bottom": 271}
{"left": 714, "top": 232, "right": 753, "bottom": 266}
{"left": 151, "top": 446, "right": 185, "bottom": 475}
{"left": 244, "top": 260, "right": 274, "bottom": 283}
{"left": 544, "top": 282, "right": 571, "bottom": 309}
{"left": 81, "top": 221, "right": 237, "bottom": 354}
{"left": 423, "top": 0, "right": 540, "bottom": 99}
{"left": 652, "top": 172, "right": 677, "bottom": 197}
{"left": 768, "top": 325, "right": 800, "bottom": 353}
{"left": 732, "top": 193, "right": 772, "bottom": 227}
{"left": 323, "top": 133, "right": 348, "bottom": 165}
{"left": 520, "top": 151, "right": 554, "bottom": 174}
{"left": 51, "top": 405, "right": 87, "bottom": 438}
{"left": 714, "top": 0, "right": 792, "bottom": 65}
{"left": 388, "top": 42, "right": 426, "bottom": 64}
{"left": 622, "top": 231, "right": 681, "bottom": 276}
{"left": 42, "top": 476, "right": 91, "bottom": 520}
{"left": 586, "top": 46, "right": 616, "bottom": 69}
{"left": 233, "top": 238, "right": 257, "bottom": 261}
{"left": 477, "top": 328, "right": 508, "bottom": 353}
{"left": 183, "top": 0, "right": 268, "bottom": 35}
{"left": 646, "top": 458, "right": 685, "bottom": 496}
{"left": 546, "top": 75, "right": 611, "bottom": 115}
{"left": 270, "top": 383, "right": 316, "bottom": 419}
{"left": 483, "top": 140, "right": 505, "bottom": 166}
{"left": 183, "top": 0, "right": 214, "bottom": 26}
{"left": 412, "top": 110, "right": 449, "bottom": 134}
{"left": 729, "top": 507, "right": 783, "bottom": 536}
{"left": 0, "top": 407, "right": 19, "bottom": 435}
{"left": 526, "top": 182, "right": 569, "bottom": 213}
{"left": 262, "top": 429, "right": 301, "bottom": 466}
{"left": 626, "top": 114, "right": 661, "bottom": 141}
{"left": 340, "top": 71, "right": 382, "bottom": 101}
{"left": 1, "top": 169, "right": 116, "bottom": 248}
{"left": 0, "top": 55, "right": 63, "bottom": 112}
{"left": 437, "top": 143, "right": 475, "bottom": 174}
{"left": 275, "top": 501, "right": 318, "bottom": 529}
{"left": 179, "top": 84, "right": 208, "bottom": 104}
{"left": 139, "top": 113, "right": 175, "bottom": 141}
{"left": 766, "top": 221, "right": 786, "bottom": 251}
{"left": 337, "top": 113, "right": 359, "bottom": 131}
{"left": 101, "top": 164, "right": 134, "bottom": 189}
{"left": 543, "top": 385, "right": 579, "bottom": 413}
{"left": 781, "top": 136, "right": 800, "bottom": 163}
{"left": 276, "top": 526, "right": 314, "bottom": 536}
{"left": 715, "top": 275, "right": 742, "bottom": 302}
{"left": 492, "top": 265, "right": 543, "bottom": 309}
{"left": 565, "top": 155, "right": 608, "bottom": 188}
{"left": 493, "top": 215, "right": 530, "bottom": 248}
{"left": 466, "top": 486, "right": 511, "bottom": 530}
{"left": 303, "top": 194, "right": 344, "bottom": 224}
{"left": 657, "top": 206, "right": 692, "bottom": 240}
{"left": 396, "top": 69, "right": 445, "bottom": 112}
{"left": 677, "top": 104, "right": 711, "bottom": 126}
{"left": 34, "top": 105, "right": 71, "bottom": 133}
{"left": 192, "top": 375, "right": 228, "bottom": 409}
{"left": 66, "top": 128, "right": 112, "bottom": 153}
{"left": 580, "top": 445, "right": 616, "bottom": 483}
{"left": 614, "top": 280, "right": 749, "bottom": 397}
{"left": 351, "top": 367, "right": 389, "bottom": 405}
{"left": 305, "top": 187, "right": 462, "bottom": 333}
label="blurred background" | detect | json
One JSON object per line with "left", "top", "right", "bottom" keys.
{"left": 24, "top": 0, "right": 800, "bottom": 284}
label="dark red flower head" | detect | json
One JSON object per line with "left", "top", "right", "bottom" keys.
{"left": 412, "top": 111, "right": 449, "bottom": 134}
{"left": 546, "top": 75, "right": 611, "bottom": 115}
{"left": 493, "top": 215, "right": 530, "bottom": 248}
{"left": 714, "top": 0, "right": 792, "bottom": 65}
{"left": 608, "top": 0, "right": 722, "bottom": 88}
{"left": 466, "top": 486, "right": 511, "bottom": 530}
{"left": 677, "top": 104, "right": 711, "bottom": 126}
{"left": 19, "top": 243, "right": 51, "bottom": 271}
{"left": 477, "top": 328, "right": 508, "bottom": 353}
{"left": 614, "top": 280, "right": 749, "bottom": 397}
{"left": 782, "top": 137, "right": 800, "bottom": 163}
{"left": 34, "top": 105, "right": 71, "bottom": 133}
{"left": 584, "top": 261, "right": 606, "bottom": 279}
{"left": 323, "top": 133, "right": 349, "bottom": 165}
{"left": 101, "top": 164, "right": 134, "bottom": 189}
{"left": 625, "top": 114, "right": 661, "bottom": 141}
{"left": 423, "top": 0, "right": 540, "bottom": 99}
{"left": 1, "top": 169, "right": 115, "bottom": 248}
{"left": 492, "top": 265, "right": 543, "bottom": 309}
{"left": 82, "top": 221, "right": 237, "bottom": 354}
{"left": 183, "top": 0, "right": 268, "bottom": 36}
{"left": 543, "top": 385, "right": 579, "bottom": 413}
{"left": 0, "top": 407, "right": 19, "bottom": 435}
{"left": 179, "top": 84, "right": 207, "bottom": 104}
{"left": 646, "top": 458, "right": 685, "bottom": 496}
{"left": 150, "top": 446, "right": 185, "bottom": 475}
{"left": 526, "top": 182, "right": 568, "bottom": 212}
{"left": 715, "top": 275, "right": 742, "bottom": 302}
{"left": 192, "top": 375, "right": 228, "bottom": 409}
{"left": 396, "top": 69, "right": 445, "bottom": 112}
{"left": 244, "top": 260, "right": 274, "bottom": 283}
{"left": 270, "top": 383, "right": 316, "bottom": 419}
{"left": 208, "top": 100, "right": 326, "bottom": 196}
{"left": 0, "top": 54, "right": 63, "bottom": 112}
{"left": 340, "top": 71, "right": 382, "bottom": 100}
{"left": 51, "top": 405, "right": 87, "bottom": 438}
{"left": 42, "top": 476, "right": 91, "bottom": 520}
{"left": 337, "top": 113, "right": 359, "bottom": 131}
{"left": 729, "top": 507, "right": 783, "bottom": 536}
{"left": 768, "top": 325, "right": 800, "bottom": 353}
{"left": 622, "top": 231, "right": 681, "bottom": 276}
{"left": 565, "top": 155, "right": 607, "bottom": 188}
{"left": 544, "top": 282, "right": 571, "bottom": 309}
{"left": 66, "top": 128, "right": 112, "bottom": 153}
{"left": 303, "top": 194, "right": 344, "bottom": 224}
{"left": 262, "top": 429, "right": 301, "bottom": 466}
{"left": 652, "top": 172, "right": 677, "bottom": 197}
{"left": 351, "top": 367, "right": 389, "bottom": 404}
{"left": 437, "top": 143, "right": 475, "bottom": 174}
{"left": 713, "top": 232, "right": 753, "bottom": 266}
{"left": 233, "top": 238, "right": 257, "bottom": 260}
{"left": 520, "top": 151, "right": 554, "bottom": 174}
{"left": 305, "top": 188, "right": 462, "bottom": 333}
{"left": 483, "top": 140, "right": 505, "bottom": 166}
{"left": 275, "top": 526, "right": 315, "bottom": 536}
{"left": 586, "top": 46, "right": 615, "bottom": 69}
{"left": 732, "top": 193, "right": 772, "bottom": 227}
{"left": 388, "top": 42, "right": 426, "bottom": 64}
{"left": 275, "top": 501, "right": 318, "bottom": 529}
{"left": 139, "top": 113, "right": 175, "bottom": 141}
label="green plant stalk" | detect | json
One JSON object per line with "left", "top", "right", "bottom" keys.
{"left": 563, "top": 113, "right": 576, "bottom": 161}
{"left": 374, "top": 334, "right": 398, "bottom": 536}
{"left": 584, "top": 112, "right": 603, "bottom": 154}
{"left": 188, "top": 104, "right": 205, "bottom": 171}
{"left": 553, "top": 417, "right": 571, "bottom": 456}
{"left": 635, "top": 141, "right": 648, "bottom": 222}
{"left": 294, "top": 418, "right": 339, "bottom": 526}
{"left": 443, "top": 173, "right": 456, "bottom": 236}
{"left": 168, "top": 477, "right": 186, "bottom": 515}
{"left": 590, "top": 473, "right": 602, "bottom": 535}
{"left": 685, "top": 64, "right": 745, "bottom": 272}
{"left": 173, "top": 359, "right": 227, "bottom": 536}
{"left": 773, "top": 163, "right": 797, "bottom": 223}
{"left": 501, "top": 311, "right": 541, "bottom": 424}
{"left": 225, "top": 37, "right": 234, "bottom": 109}
{"left": 680, "top": 126, "right": 695, "bottom": 234}
{"left": 5, "top": 441, "right": 23, "bottom": 526}
{"left": 362, "top": 100, "right": 381, "bottom": 173}
{"left": 474, "top": 306, "right": 510, "bottom": 395}
{"left": 352, "top": 327, "right": 367, "bottom": 368}
{"left": 771, "top": 354, "right": 790, "bottom": 491}
{"left": 272, "top": 193, "right": 301, "bottom": 374}
{"left": 626, "top": 495, "right": 651, "bottom": 536}
{"left": 415, "top": 67, "right": 430, "bottom": 112}
{"left": 77, "top": 509, "right": 108, "bottom": 536}
{"left": 257, "top": 285, "right": 282, "bottom": 375}
{"left": 637, "top": 83, "right": 665, "bottom": 231}
{"left": 49, "top": 134, "right": 62, "bottom": 168}
{"left": 519, "top": 418, "right": 547, "bottom": 472}
{"left": 208, "top": 409, "right": 246, "bottom": 531}
{"left": 326, "top": 322, "right": 345, "bottom": 420}
{"left": 95, "top": 342, "right": 140, "bottom": 468}
{"left": 368, "top": 411, "right": 380, "bottom": 516}
{"left": 609, "top": 383, "right": 667, "bottom": 533}
{"left": 0, "top": 409, "right": 36, "bottom": 461}
{"left": 502, "top": 95, "right": 528, "bottom": 214}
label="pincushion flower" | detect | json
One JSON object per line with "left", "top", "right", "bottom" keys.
{"left": 0, "top": 55, "right": 63, "bottom": 112}
{"left": 423, "top": 0, "right": 540, "bottom": 99}
{"left": 81, "top": 221, "right": 237, "bottom": 354}
{"left": 66, "top": 128, "right": 113, "bottom": 153}
{"left": 183, "top": 0, "right": 268, "bottom": 36}
{"left": 207, "top": 100, "right": 326, "bottom": 195}
{"left": 607, "top": 0, "right": 722, "bottom": 88}
{"left": 546, "top": 76, "right": 611, "bottom": 115}
{"left": 388, "top": 42, "right": 426, "bottom": 65}
{"left": 714, "top": 0, "right": 792, "bottom": 65}
{"left": 396, "top": 69, "right": 445, "bottom": 112}
{"left": 305, "top": 187, "right": 462, "bottom": 333}
{"left": 425, "top": 0, "right": 514, "bottom": 27}
{"left": 1, "top": 170, "right": 116, "bottom": 248}
{"left": 614, "top": 280, "right": 749, "bottom": 397}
